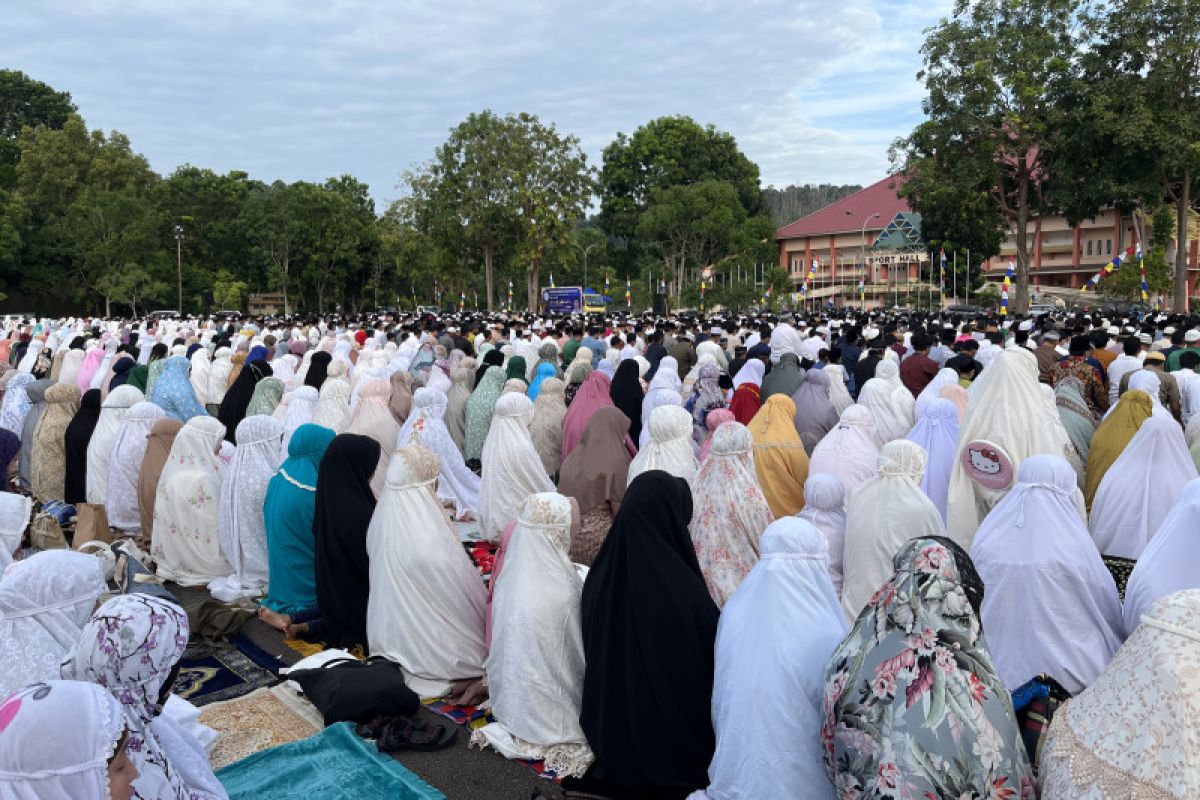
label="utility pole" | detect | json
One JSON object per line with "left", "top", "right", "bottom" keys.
{"left": 573, "top": 241, "right": 600, "bottom": 292}
{"left": 173, "top": 224, "right": 186, "bottom": 313}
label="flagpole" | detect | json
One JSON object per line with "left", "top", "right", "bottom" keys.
{"left": 953, "top": 251, "right": 958, "bottom": 306}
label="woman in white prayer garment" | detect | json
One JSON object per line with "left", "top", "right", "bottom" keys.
{"left": 1122, "top": 478, "right": 1200, "bottom": 636}
{"left": 627, "top": 404, "right": 699, "bottom": 486}
{"left": 840, "top": 439, "right": 945, "bottom": 620}
{"left": 945, "top": 348, "right": 1075, "bottom": 547}
{"left": 395, "top": 387, "right": 481, "bottom": 520}
{"left": 476, "top": 392, "right": 555, "bottom": 541}
{"left": 473, "top": 492, "right": 593, "bottom": 778}
{"left": 971, "top": 454, "right": 1123, "bottom": 693}
{"left": 687, "top": 517, "right": 846, "bottom": 800}
{"left": 1089, "top": 414, "right": 1198, "bottom": 560}
{"left": 366, "top": 443, "right": 488, "bottom": 701}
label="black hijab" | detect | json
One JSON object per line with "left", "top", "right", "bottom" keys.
{"left": 304, "top": 351, "right": 332, "bottom": 390}
{"left": 313, "top": 433, "right": 380, "bottom": 649}
{"left": 475, "top": 348, "right": 503, "bottom": 389}
{"left": 63, "top": 389, "right": 102, "bottom": 504}
{"left": 68, "top": 336, "right": 86, "bottom": 351}
{"left": 107, "top": 355, "right": 135, "bottom": 392}
{"left": 609, "top": 359, "right": 644, "bottom": 446}
{"left": 148, "top": 342, "right": 168, "bottom": 362}
{"left": 217, "top": 360, "right": 272, "bottom": 444}
{"left": 578, "top": 470, "right": 719, "bottom": 798}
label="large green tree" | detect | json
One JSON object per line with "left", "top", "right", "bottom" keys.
{"left": 0, "top": 70, "right": 75, "bottom": 190}
{"left": 893, "top": 0, "right": 1078, "bottom": 313}
{"left": 1049, "top": 0, "right": 1200, "bottom": 311}
{"left": 405, "top": 111, "right": 593, "bottom": 310}
{"left": 598, "top": 115, "right": 763, "bottom": 244}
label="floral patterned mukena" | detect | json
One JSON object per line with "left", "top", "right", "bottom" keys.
{"left": 821, "top": 537, "right": 1034, "bottom": 800}
{"left": 61, "top": 594, "right": 213, "bottom": 800}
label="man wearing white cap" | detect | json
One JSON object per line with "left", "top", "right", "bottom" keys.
{"left": 1167, "top": 328, "right": 1200, "bottom": 372}
{"left": 1107, "top": 336, "right": 1143, "bottom": 406}
{"left": 697, "top": 327, "right": 728, "bottom": 371}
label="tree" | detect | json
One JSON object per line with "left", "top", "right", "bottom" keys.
{"left": 298, "top": 181, "right": 372, "bottom": 312}
{"left": 1049, "top": 0, "right": 1200, "bottom": 311}
{"left": 96, "top": 265, "right": 168, "bottom": 317}
{"left": 405, "top": 111, "right": 516, "bottom": 310}
{"left": 506, "top": 113, "right": 593, "bottom": 309}
{"left": 893, "top": 0, "right": 1078, "bottom": 313}
{"left": 242, "top": 181, "right": 308, "bottom": 313}
{"left": 763, "top": 184, "right": 862, "bottom": 227}
{"left": 0, "top": 70, "right": 75, "bottom": 190}
{"left": 598, "top": 116, "right": 763, "bottom": 245}
{"left": 212, "top": 269, "right": 248, "bottom": 310}
{"left": 0, "top": 189, "right": 26, "bottom": 289}
{"left": 636, "top": 180, "right": 746, "bottom": 305}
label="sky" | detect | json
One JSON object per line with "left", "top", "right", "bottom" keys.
{"left": 3, "top": 0, "right": 953, "bottom": 210}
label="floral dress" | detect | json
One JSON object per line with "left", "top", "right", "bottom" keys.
{"left": 822, "top": 537, "right": 1034, "bottom": 800}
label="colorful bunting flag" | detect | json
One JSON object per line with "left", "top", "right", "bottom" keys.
{"left": 507, "top": 279, "right": 513, "bottom": 310}
{"left": 625, "top": 276, "right": 631, "bottom": 307}
{"left": 939, "top": 248, "right": 947, "bottom": 294}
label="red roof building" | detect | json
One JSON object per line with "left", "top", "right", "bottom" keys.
{"left": 775, "top": 175, "right": 934, "bottom": 308}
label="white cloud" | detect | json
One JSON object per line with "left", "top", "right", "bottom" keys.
{"left": 1, "top": 0, "right": 954, "bottom": 204}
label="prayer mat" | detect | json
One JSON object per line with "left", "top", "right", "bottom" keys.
{"left": 282, "top": 636, "right": 326, "bottom": 658}
{"left": 216, "top": 721, "right": 444, "bottom": 800}
{"left": 175, "top": 638, "right": 281, "bottom": 706}
{"left": 423, "top": 700, "right": 559, "bottom": 782}
{"left": 199, "top": 686, "right": 320, "bottom": 770}
{"left": 1101, "top": 555, "right": 1136, "bottom": 600}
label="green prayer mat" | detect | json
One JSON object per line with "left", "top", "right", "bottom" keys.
{"left": 216, "top": 721, "right": 444, "bottom": 800}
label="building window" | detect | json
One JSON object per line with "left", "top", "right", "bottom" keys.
{"left": 1106, "top": 239, "right": 1112, "bottom": 254}
{"left": 1087, "top": 240, "right": 1093, "bottom": 256}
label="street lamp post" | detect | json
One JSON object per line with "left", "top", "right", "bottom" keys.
{"left": 173, "top": 224, "right": 186, "bottom": 313}
{"left": 573, "top": 241, "right": 600, "bottom": 292}
{"left": 845, "top": 210, "right": 880, "bottom": 311}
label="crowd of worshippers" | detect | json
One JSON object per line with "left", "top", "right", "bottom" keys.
{"left": 1, "top": 307, "right": 1199, "bottom": 799}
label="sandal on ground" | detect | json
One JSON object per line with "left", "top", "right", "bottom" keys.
{"left": 354, "top": 715, "right": 390, "bottom": 740}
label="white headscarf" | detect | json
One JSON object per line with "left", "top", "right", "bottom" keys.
{"left": 840, "top": 440, "right": 946, "bottom": 620}
{"left": 311, "top": 377, "right": 351, "bottom": 433}
{"left": 904, "top": 397, "right": 960, "bottom": 523}
{"left": 697, "top": 517, "right": 847, "bottom": 800}
{"left": 0, "top": 373, "right": 35, "bottom": 435}
{"left": 971, "top": 455, "right": 1122, "bottom": 693}
{"left": 689, "top": 422, "right": 772, "bottom": 607}
{"left": 205, "top": 347, "right": 233, "bottom": 404}
{"left": 731, "top": 358, "right": 765, "bottom": 390}
{"left": 809, "top": 405, "right": 880, "bottom": 498}
{"left": 1124, "top": 479, "right": 1200, "bottom": 636}
{"left": 189, "top": 346, "right": 212, "bottom": 406}
{"left": 824, "top": 363, "right": 854, "bottom": 415}
{"left": 346, "top": 377, "right": 401, "bottom": 497}
{"left": 106, "top": 401, "right": 166, "bottom": 533}
{"left": 856, "top": 365, "right": 914, "bottom": 446}
{"left": 914, "top": 367, "right": 958, "bottom": 419}
{"left": 796, "top": 473, "right": 847, "bottom": 595}
{"left": 278, "top": 385, "right": 318, "bottom": 454}
{"left": 0, "top": 680, "right": 126, "bottom": 800}
{"left": 1040, "top": 590, "right": 1200, "bottom": 799}
{"left": 1090, "top": 415, "right": 1198, "bottom": 559}
{"left": 946, "top": 348, "right": 1075, "bottom": 546}
{"left": 628, "top": 404, "right": 699, "bottom": 486}
{"left": 213, "top": 415, "right": 283, "bottom": 597}
{"left": 0, "top": 550, "right": 106, "bottom": 697}
{"left": 366, "top": 444, "right": 488, "bottom": 698}
{"left": 152, "top": 416, "right": 231, "bottom": 586}
{"left": 85, "top": 384, "right": 143, "bottom": 506}
{"left": 477, "top": 393, "right": 555, "bottom": 541}
{"left": 474, "top": 492, "right": 593, "bottom": 777}
{"left": 396, "top": 387, "right": 480, "bottom": 519}
{"left": 768, "top": 323, "right": 802, "bottom": 363}
{"left": 640, "top": 355, "right": 683, "bottom": 448}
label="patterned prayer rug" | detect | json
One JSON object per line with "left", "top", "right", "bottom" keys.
{"left": 199, "top": 686, "right": 320, "bottom": 769}
{"left": 175, "top": 635, "right": 283, "bottom": 706}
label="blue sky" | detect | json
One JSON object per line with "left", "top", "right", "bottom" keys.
{"left": 3, "top": 0, "right": 952, "bottom": 208}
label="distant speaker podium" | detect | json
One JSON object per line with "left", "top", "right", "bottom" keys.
{"left": 652, "top": 292, "right": 667, "bottom": 316}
